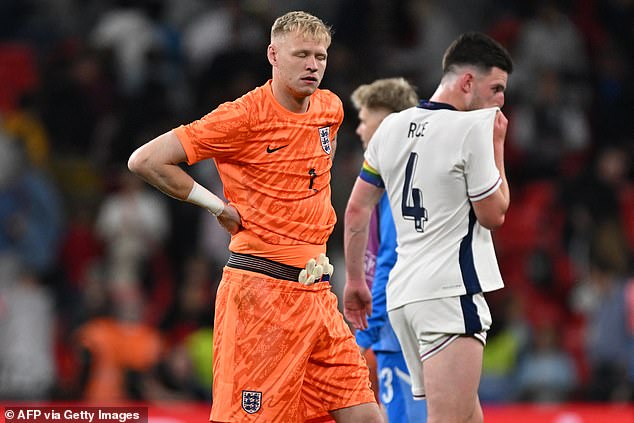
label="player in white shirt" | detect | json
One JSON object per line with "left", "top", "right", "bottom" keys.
{"left": 343, "top": 32, "right": 513, "bottom": 423}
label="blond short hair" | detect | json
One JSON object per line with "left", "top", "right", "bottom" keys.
{"left": 351, "top": 78, "right": 418, "bottom": 112}
{"left": 271, "top": 11, "right": 332, "bottom": 47}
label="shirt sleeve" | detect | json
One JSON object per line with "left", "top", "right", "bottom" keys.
{"left": 173, "top": 100, "right": 251, "bottom": 165}
{"left": 359, "top": 161, "right": 385, "bottom": 188}
{"left": 331, "top": 94, "right": 344, "bottom": 141}
{"left": 463, "top": 109, "right": 502, "bottom": 202}
{"left": 360, "top": 117, "right": 389, "bottom": 188}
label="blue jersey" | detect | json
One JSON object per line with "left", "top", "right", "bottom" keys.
{"left": 356, "top": 193, "right": 428, "bottom": 423}
{"left": 356, "top": 193, "right": 402, "bottom": 353}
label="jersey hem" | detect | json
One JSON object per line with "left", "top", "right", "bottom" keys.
{"left": 386, "top": 284, "right": 504, "bottom": 312}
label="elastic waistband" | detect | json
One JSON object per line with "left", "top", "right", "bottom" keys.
{"left": 226, "top": 252, "right": 303, "bottom": 282}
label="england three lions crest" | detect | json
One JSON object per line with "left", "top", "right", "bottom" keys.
{"left": 319, "top": 126, "right": 331, "bottom": 155}
{"left": 242, "top": 390, "right": 262, "bottom": 414}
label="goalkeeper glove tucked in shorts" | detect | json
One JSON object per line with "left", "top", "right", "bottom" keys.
{"left": 298, "top": 253, "right": 334, "bottom": 285}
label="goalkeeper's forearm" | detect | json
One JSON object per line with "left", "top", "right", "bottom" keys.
{"left": 129, "top": 152, "right": 224, "bottom": 216}
{"left": 139, "top": 166, "right": 224, "bottom": 216}
{"left": 128, "top": 132, "right": 195, "bottom": 199}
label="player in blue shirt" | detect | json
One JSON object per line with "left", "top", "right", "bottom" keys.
{"left": 351, "top": 78, "right": 428, "bottom": 423}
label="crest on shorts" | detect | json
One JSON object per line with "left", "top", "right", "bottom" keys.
{"left": 242, "top": 390, "right": 262, "bottom": 414}
{"left": 319, "top": 126, "right": 331, "bottom": 155}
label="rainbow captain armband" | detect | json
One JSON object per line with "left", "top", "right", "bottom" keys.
{"left": 359, "top": 161, "right": 385, "bottom": 188}
{"left": 298, "top": 253, "right": 334, "bottom": 285}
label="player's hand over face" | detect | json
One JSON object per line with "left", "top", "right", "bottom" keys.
{"left": 217, "top": 203, "right": 242, "bottom": 235}
{"left": 343, "top": 282, "right": 373, "bottom": 330}
{"left": 493, "top": 110, "right": 508, "bottom": 147}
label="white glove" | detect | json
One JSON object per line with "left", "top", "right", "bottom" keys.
{"left": 317, "top": 253, "right": 334, "bottom": 277}
{"left": 298, "top": 253, "right": 334, "bottom": 285}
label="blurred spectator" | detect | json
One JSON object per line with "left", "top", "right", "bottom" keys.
{"left": 591, "top": 37, "right": 634, "bottom": 142}
{"left": 0, "top": 264, "right": 56, "bottom": 400}
{"left": 0, "top": 131, "right": 63, "bottom": 276}
{"left": 89, "top": 0, "right": 165, "bottom": 96}
{"left": 385, "top": 0, "right": 461, "bottom": 94}
{"left": 95, "top": 167, "right": 170, "bottom": 288}
{"left": 161, "top": 255, "right": 215, "bottom": 339}
{"left": 68, "top": 49, "right": 119, "bottom": 166}
{"left": 1, "top": 94, "right": 50, "bottom": 169}
{"left": 480, "top": 291, "right": 531, "bottom": 402}
{"left": 512, "top": 0, "right": 589, "bottom": 96}
{"left": 572, "top": 257, "right": 634, "bottom": 402}
{"left": 59, "top": 200, "right": 103, "bottom": 292}
{"left": 180, "top": 0, "right": 264, "bottom": 78}
{"left": 559, "top": 146, "right": 633, "bottom": 278}
{"left": 143, "top": 340, "right": 210, "bottom": 401}
{"left": 183, "top": 327, "right": 213, "bottom": 398}
{"left": 507, "top": 0, "right": 593, "bottom": 181}
{"left": 37, "top": 43, "right": 114, "bottom": 159}
{"left": 145, "top": 255, "right": 215, "bottom": 400}
{"left": 509, "top": 68, "right": 590, "bottom": 180}
{"left": 514, "top": 322, "right": 578, "bottom": 403}
{"left": 74, "top": 284, "right": 162, "bottom": 401}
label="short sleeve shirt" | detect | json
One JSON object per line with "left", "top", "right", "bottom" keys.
{"left": 174, "top": 80, "right": 343, "bottom": 253}
{"left": 362, "top": 103, "right": 504, "bottom": 308}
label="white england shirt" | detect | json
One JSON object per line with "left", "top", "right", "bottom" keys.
{"left": 362, "top": 102, "right": 505, "bottom": 311}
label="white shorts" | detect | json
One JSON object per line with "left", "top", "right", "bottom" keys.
{"left": 388, "top": 293, "right": 492, "bottom": 398}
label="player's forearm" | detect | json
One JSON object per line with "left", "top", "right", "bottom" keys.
{"left": 129, "top": 153, "right": 194, "bottom": 201}
{"left": 344, "top": 206, "right": 371, "bottom": 286}
{"left": 345, "top": 179, "right": 384, "bottom": 283}
{"left": 497, "top": 176, "right": 510, "bottom": 214}
{"left": 345, "top": 231, "right": 368, "bottom": 285}
{"left": 130, "top": 159, "right": 226, "bottom": 217}
{"left": 493, "top": 141, "right": 510, "bottom": 213}
{"left": 493, "top": 110, "right": 510, "bottom": 213}
{"left": 129, "top": 132, "right": 231, "bottom": 223}
{"left": 128, "top": 131, "right": 195, "bottom": 201}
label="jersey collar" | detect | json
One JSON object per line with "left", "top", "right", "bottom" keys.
{"left": 417, "top": 100, "right": 457, "bottom": 110}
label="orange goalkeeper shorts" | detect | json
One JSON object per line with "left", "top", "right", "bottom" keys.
{"left": 210, "top": 265, "right": 376, "bottom": 422}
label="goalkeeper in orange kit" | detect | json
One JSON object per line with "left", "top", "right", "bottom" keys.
{"left": 128, "top": 10, "right": 381, "bottom": 423}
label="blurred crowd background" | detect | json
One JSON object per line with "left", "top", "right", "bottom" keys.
{"left": 0, "top": 0, "right": 632, "bottom": 406}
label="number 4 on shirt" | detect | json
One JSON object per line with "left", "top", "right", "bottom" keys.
{"left": 402, "top": 152, "right": 428, "bottom": 232}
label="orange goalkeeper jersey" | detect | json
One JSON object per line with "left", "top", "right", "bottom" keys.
{"left": 174, "top": 80, "right": 343, "bottom": 267}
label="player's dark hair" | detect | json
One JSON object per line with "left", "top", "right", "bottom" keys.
{"left": 442, "top": 32, "right": 513, "bottom": 76}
